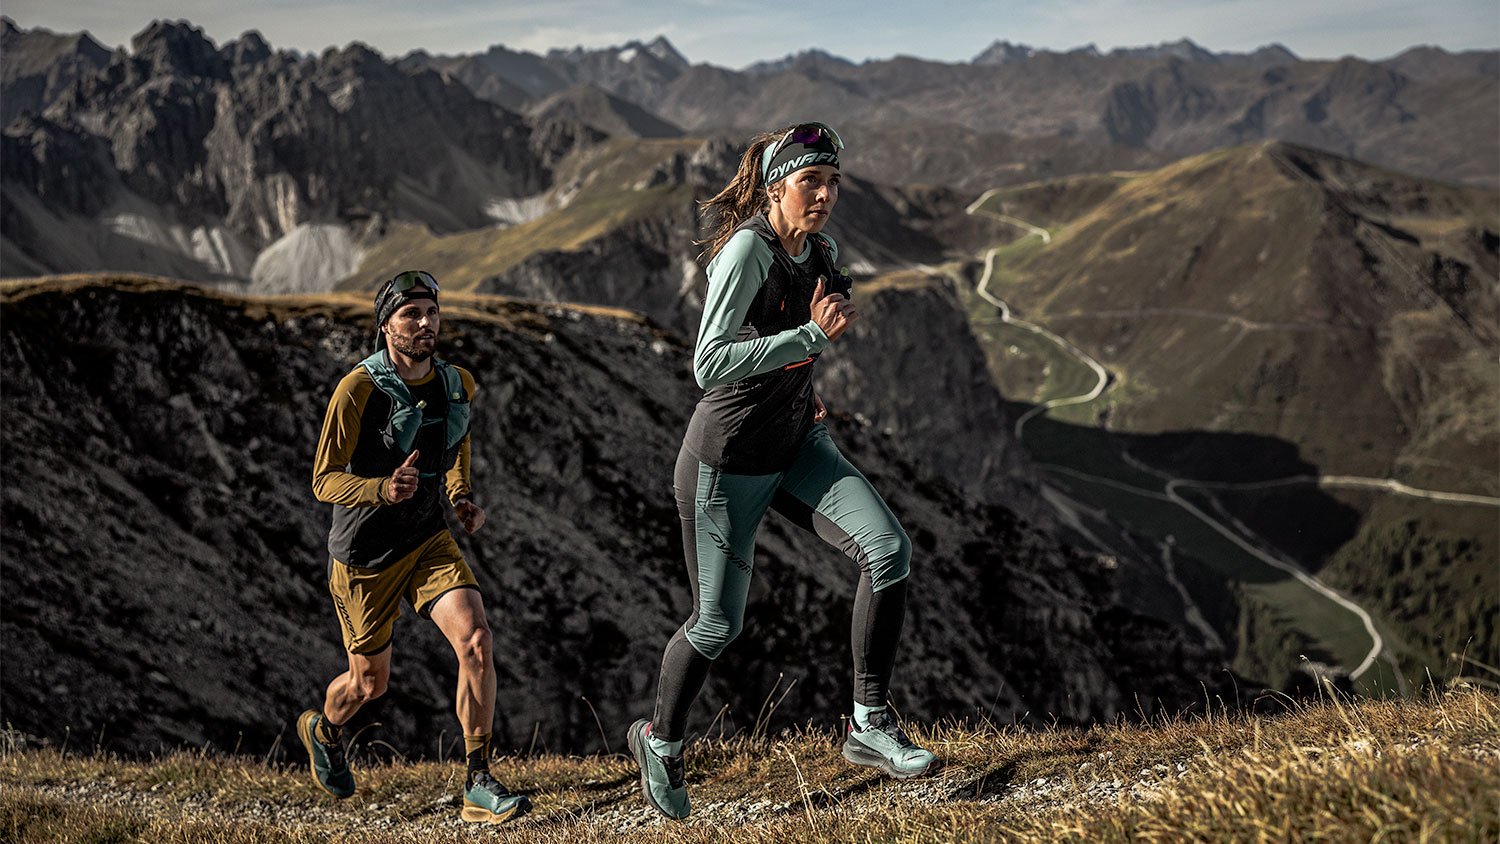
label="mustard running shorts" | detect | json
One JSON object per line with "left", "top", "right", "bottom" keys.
{"left": 328, "top": 530, "right": 478, "bottom": 654}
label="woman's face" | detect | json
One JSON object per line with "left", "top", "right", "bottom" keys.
{"left": 771, "top": 165, "right": 840, "bottom": 234}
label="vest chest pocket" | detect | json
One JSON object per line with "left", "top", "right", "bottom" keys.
{"left": 445, "top": 395, "right": 470, "bottom": 450}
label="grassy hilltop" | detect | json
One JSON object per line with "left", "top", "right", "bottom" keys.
{"left": 4, "top": 687, "right": 1496, "bottom": 843}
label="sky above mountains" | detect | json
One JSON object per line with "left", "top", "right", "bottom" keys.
{"left": 7, "top": 0, "right": 1498, "bottom": 68}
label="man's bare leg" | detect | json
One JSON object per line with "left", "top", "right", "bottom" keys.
{"left": 429, "top": 588, "right": 527, "bottom": 821}
{"left": 323, "top": 647, "right": 393, "bottom": 727}
{"left": 430, "top": 588, "right": 495, "bottom": 736}
{"left": 298, "top": 647, "right": 389, "bottom": 798}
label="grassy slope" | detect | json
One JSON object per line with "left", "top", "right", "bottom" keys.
{"left": 345, "top": 137, "right": 705, "bottom": 293}
{"left": 985, "top": 143, "right": 1498, "bottom": 486}
{"left": 347, "top": 183, "right": 694, "bottom": 294}
{"left": 3, "top": 689, "right": 1495, "bottom": 843}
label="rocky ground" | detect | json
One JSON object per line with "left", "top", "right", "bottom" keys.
{"left": 5, "top": 688, "right": 1496, "bottom": 842}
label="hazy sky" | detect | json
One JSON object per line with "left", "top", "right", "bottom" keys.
{"left": 6, "top": 0, "right": 1497, "bottom": 68}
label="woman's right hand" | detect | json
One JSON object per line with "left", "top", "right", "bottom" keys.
{"left": 810, "top": 276, "right": 858, "bottom": 341}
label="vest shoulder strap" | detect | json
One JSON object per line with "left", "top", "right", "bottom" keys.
{"left": 355, "top": 352, "right": 470, "bottom": 453}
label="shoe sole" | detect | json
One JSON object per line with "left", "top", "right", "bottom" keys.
{"left": 627, "top": 719, "right": 688, "bottom": 820}
{"left": 842, "top": 740, "right": 942, "bottom": 780}
{"left": 296, "top": 710, "right": 354, "bottom": 799}
{"left": 461, "top": 795, "right": 532, "bottom": 823}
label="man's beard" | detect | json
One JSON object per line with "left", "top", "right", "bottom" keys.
{"left": 391, "top": 333, "right": 435, "bottom": 360}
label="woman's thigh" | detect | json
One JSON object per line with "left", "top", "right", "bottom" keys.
{"left": 675, "top": 447, "right": 781, "bottom": 656}
{"left": 774, "top": 425, "right": 910, "bottom": 590}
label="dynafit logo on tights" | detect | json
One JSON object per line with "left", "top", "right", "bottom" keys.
{"left": 767, "top": 152, "right": 838, "bottom": 183}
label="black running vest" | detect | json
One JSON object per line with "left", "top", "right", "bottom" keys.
{"left": 683, "top": 213, "right": 848, "bottom": 475}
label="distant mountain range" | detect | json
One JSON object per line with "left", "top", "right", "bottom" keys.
{"left": 393, "top": 30, "right": 1497, "bottom": 188}
{"left": 3, "top": 16, "right": 1496, "bottom": 289}
{"left": 971, "top": 37, "right": 1299, "bottom": 67}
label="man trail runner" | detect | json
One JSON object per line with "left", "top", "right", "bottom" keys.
{"left": 298, "top": 269, "right": 529, "bottom": 824}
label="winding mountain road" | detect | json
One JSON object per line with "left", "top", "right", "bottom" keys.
{"left": 973, "top": 245, "right": 1110, "bottom": 440}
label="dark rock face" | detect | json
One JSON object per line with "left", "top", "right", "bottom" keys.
{"left": 0, "top": 279, "right": 1233, "bottom": 757}
{"left": 0, "top": 16, "right": 113, "bottom": 126}
{"left": 478, "top": 194, "right": 707, "bottom": 337}
{"left": 131, "top": 19, "right": 231, "bottom": 79}
{"left": 1, "top": 114, "right": 117, "bottom": 217}
{"left": 816, "top": 277, "right": 1036, "bottom": 508}
{"left": 2, "top": 20, "right": 602, "bottom": 279}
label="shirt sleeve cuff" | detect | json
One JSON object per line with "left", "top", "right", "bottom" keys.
{"left": 799, "top": 320, "right": 831, "bottom": 352}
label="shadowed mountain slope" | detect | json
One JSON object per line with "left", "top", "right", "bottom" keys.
{"left": 525, "top": 82, "right": 683, "bottom": 138}
{"left": 0, "top": 276, "right": 1233, "bottom": 756}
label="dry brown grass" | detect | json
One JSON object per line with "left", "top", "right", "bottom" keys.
{"left": 4, "top": 688, "right": 1496, "bottom": 843}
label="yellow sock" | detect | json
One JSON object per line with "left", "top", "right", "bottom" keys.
{"left": 315, "top": 715, "right": 342, "bottom": 744}
{"left": 464, "top": 733, "right": 492, "bottom": 783}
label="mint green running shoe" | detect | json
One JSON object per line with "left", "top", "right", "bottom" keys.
{"left": 627, "top": 719, "right": 689, "bottom": 819}
{"left": 460, "top": 770, "right": 531, "bottom": 823}
{"left": 842, "top": 709, "right": 941, "bottom": 779}
{"left": 296, "top": 710, "right": 355, "bottom": 798}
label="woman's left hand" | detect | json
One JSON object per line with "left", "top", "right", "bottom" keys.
{"left": 814, "top": 394, "right": 827, "bottom": 423}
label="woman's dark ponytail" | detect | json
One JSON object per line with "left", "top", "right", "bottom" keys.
{"left": 695, "top": 127, "right": 797, "bottom": 264}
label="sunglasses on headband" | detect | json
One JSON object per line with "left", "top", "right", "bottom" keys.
{"left": 767, "top": 122, "right": 844, "bottom": 161}
{"left": 391, "top": 270, "right": 440, "bottom": 293}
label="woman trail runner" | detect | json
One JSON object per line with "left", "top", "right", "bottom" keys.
{"left": 627, "top": 122, "right": 940, "bottom": 821}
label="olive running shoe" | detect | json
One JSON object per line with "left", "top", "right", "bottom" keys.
{"left": 626, "top": 719, "right": 689, "bottom": 819}
{"left": 296, "top": 710, "right": 355, "bottom": 798}
{"left": 842, "top": 709, "right": 941, "bottom": 779}
{"left": 460, "top": 770, "right": 532, "bottom": 823}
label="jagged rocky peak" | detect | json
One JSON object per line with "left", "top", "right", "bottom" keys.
{"left": 223, "top": 30, "right": 272, "bottom": 71}
{"left": 130, "top": 19, "right": 229, "bottom": 80}
{"left": 0, "top": 17, "right": 117, "bottom": 125}
{"left": 971, "top": 40, "right": 1036, "bottom": 65}
{"left": 1110, "top": 39, "right": 1301, "bottom": 68}
{"left": 1110, "top": 38, "right": 1216, "bottom": 62}
{"left": 545, "top": 37, "right": 687, "bottom": 71}
{"left": 643, "top": 35, "right": 689, "bottom": 69}
{"left": 313, "top": 40, "right": 415, "bottom": 94}
{"left": 743, "top": 48, "right": 856, "bottom": 74}
{"left": 1, "top": 15, "right": 112, "bottom": 64}
{"left": 320, "top": 40, "right": 389, "bottom": 68}
{"left": 1253, "top": 43, "right": 1299, "bottom": 63}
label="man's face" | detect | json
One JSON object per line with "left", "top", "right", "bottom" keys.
{"left": 384, "top": 299, "right": 439, "bottom": 361}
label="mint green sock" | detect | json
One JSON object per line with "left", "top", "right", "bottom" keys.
{"left": 648, "top": 733, "right": 683, "bottom": 757}
{"left": 854, "top": 701, "right": 886, "bottom": 730}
